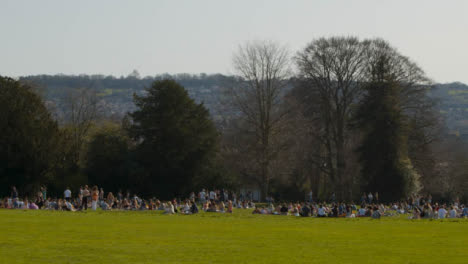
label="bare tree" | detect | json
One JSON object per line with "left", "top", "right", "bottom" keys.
{"left": 296, "top": 37, "right": 368, "bottom": 199}
{"left": 228, "top": 40, "right": 291, "bottom": 200}
{"left": 295, "top": 37, "right": 437, "bottom": 199}
{"left": 61, "top": 88, "right": 101, "bottom": 168}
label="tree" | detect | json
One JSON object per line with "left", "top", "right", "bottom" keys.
{"left": 0, "top": 76, "right": 59, "bottom": 196}
{"left": 295, "top": 37, "right": 436, "bottom": 200}
{"left": 228, "top": 40, "right": 291, "bottom": 201}
{"left": 128, "top": 79, "right": 218, "bottom": 198}
{"left": 295, "top": 37, "right": 368, "bottom": 199}
{"left": 356, "top": 55, "right": 418, "bottom": 201}
{"left": 84, "top": 122, "right": 132, "bottom": 193}
{"left": 61, "top": 88, "right": 101, "bottom": 168}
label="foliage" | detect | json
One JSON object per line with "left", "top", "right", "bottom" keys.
{"left": 0, "top": 77, "right": 59, "bottom": 196}
{"left": 84, "top": 122, "right": 132, "bottom": 193}
{"left": 356, "top": 80, "right": 416, "bottom": 201}
{"left": 128, "top": 79, "right": 219, "bottom": 198}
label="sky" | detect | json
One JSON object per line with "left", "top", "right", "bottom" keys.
{"left": 1, "top": 0, "right": 467, "bottom": 83}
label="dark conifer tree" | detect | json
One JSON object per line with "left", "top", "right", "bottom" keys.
{"left": 0, "top": 76, "right": 59, "bottom": 196}
{"left": 356, "top": 56, "right": 419, "bottom": 202}
{"left": 127, "top": 79, "right": 218, "bottom": 198}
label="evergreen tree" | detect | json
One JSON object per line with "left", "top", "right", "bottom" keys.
{"left": 85, "top": 122, "right": 132, "bottom": 193}
{"left": 356, "top": 57, "right": 420, "bottom": 202}
{"left": 128, "top": 80, "right": 218, "bottom": 198}
{"left": 0, "top": 76, "right": 59, "bottom": 196}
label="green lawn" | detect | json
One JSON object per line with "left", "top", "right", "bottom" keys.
{"left": 0, "top": 209, "right": 466, "bottom": 264}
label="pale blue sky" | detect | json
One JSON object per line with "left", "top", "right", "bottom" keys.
{"left": 1, "top": 0, "right": 467, "bottom": 83}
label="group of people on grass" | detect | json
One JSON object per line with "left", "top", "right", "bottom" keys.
{"left": 1, "top": 186, "right": 253, "bottom": 214}
{"left": 2, "top": 185, "right": 467, "bottom": 219}
{"left": 251, "top": 201, "right": 468, "bottom": 219}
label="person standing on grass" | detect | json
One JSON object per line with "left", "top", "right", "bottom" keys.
{"left": 99, "top": 188, "right": 104, "bottom": 201}
{"left": 82, "top": 185, "right": 90, "bottom": 210}
{"left": 209, "top": 189, "right": 216, "bottom": 201}
{"left": 307, "top": 190, "right": 313, "bottom": 203}
{"left": 91, "top": 186, "right": 99, "bottom": 210}
{"left": 41, "top": 186, "right": 47, "bottom": 200}
{"left": 64, "top": 187, "right": 71, "bottom": 202}
{"left": 11, "top": 186, "right": 19, "bottom": 208}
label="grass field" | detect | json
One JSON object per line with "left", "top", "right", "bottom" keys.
{"left": 0, "top": 209, "right": 467, "bottom": 264}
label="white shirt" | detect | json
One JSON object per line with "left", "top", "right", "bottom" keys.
{"left": 64, "top": 189, "right": 71, "bottom": 198}
{"left": 449, "top": 209, "right": 457, "bottom": 218}
{"left": 318, "top": 207, "right": 326, "bottom": 216}
{"left": 438, "top": 208, "right": 447, "bottom": 219}
{"left": 359, "top": 208, "right": 367, "bottom": 216}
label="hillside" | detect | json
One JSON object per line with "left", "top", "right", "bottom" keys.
{"left": 431, "top": 82, "right": 468, "bottom": 134}
{"left": 20, "top": 74, "right": 236, "bottom": 123}
{"left": 18, "top": 74, "right": 468, "bottom": 135}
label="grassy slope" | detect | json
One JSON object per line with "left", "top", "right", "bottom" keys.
{"left": 0, "top": 210, "right": 466, "bottom": 264}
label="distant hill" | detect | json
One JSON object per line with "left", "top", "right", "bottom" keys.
{"left": 430, "top": 82, "right": 468, "bottom": 135}
{"left": 18, "top": 74, "right": 468, "bottom": 135}
{"left": 19, "top": 74, "right": 236, "bottom": 123}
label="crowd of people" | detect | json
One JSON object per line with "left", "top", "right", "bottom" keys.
{"left": 1, "top": 186, "right": 467, "bottom": 219}
{"left": 251, "top": 200, "right": 468, "bottom": 219}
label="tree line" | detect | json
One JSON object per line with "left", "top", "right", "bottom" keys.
{"left": 1, "top": 36, "right": 467, "bottom": 202}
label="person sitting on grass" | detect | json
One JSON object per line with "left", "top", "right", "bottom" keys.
{"left": 267, "top": 203, "right": 275, "bottom": 214}
{"left": 290, "top": 205, "right": 300, "bottom": 216}
{"left": 155, "top": 200, "right": 163, "bottom": 210}
{"left": 219, "top": 201, "right": 225, "bottom": 213}
{"left": 330, "top": 204, "right": 338, "bottom": 217}
{"left": 202, "top": 201, "right": 210, "bottom": 211}
{"left": 28, "top": 200, "right": 39, "bottom": 210}
{"left": 227, "top": 200, "right": 233, "bottom": 213}
{"left": 179, "top": 201, "right": 191, "bottom": 214}
{"left": 438, "top": 205, "right": 448, "bottom": 219}
{"left": 346, "top": 205, "right": 356, "bottom": 218}
{"left": 190, "top": 200, "right": 199, "bottom": 214}
{"left": 65, "top": 200, "right": 76, "bottom": 211}
{"left": 280, "top": 204, "right": 288, "bottom": 215}
{"left": 20, "top": 198, "right": 28, "bottom": 209}
{"left": 164, "top": 202, "right": 175, "bottom": 214}
{"left": 106, "top": 192, "right": 114, "bottom": 208}
{"left": 181, "top": 200, "right": 191, "bottom": 214}
{"left": 252, "top": 207, "right": 261, "bottom": 214}
{"left": 300, "top": 203, "right": 311, "bottom": 217}
{"left": 423, "top": 203, "right": 434, "bottom": 219}
{"left": 449, "top": 206, "right": 458, "bottom": 218}
{"left": 100, "top": 200, "right": 110, "bottom": 211}
{"left": 462, "top": 205, "right": 468, "bottom": 218}
{"left": 365, "top": 206, "right": 372, "bottom": 217}
{"left": 207, "top": 202, "right": 218, "bottom": 212}
{"left": 371, "top": 206, "right": 382, "bottom": 219}
{"left": 317, "top": 204, "right": 327, "bottom": 217}
{"left": 358, "top": 205, "right": 367, "bottom": 217}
